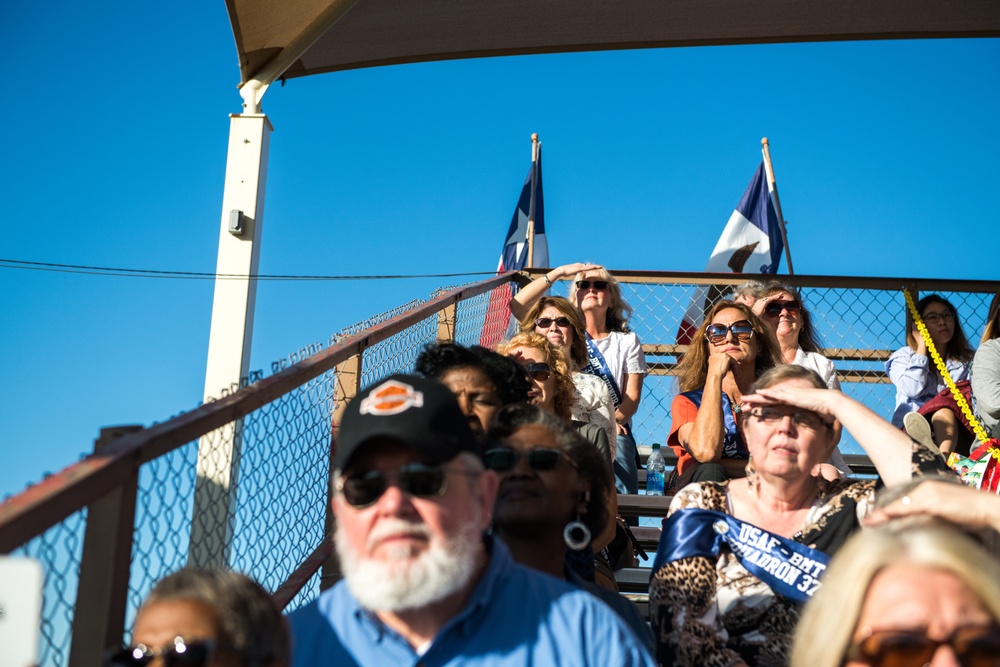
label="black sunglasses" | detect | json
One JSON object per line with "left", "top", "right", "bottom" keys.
{"left": 575, "top": 280, "right": 609, "bottom": 291}
{"left": 535, "top": 316, "right": 572, "bottom": 329}
{"left": 484, "top": 447, "right": 575, "bottom": 472}
{"left": 336, "top": 463, "right": 450, "bottom": 508}
{"left": 846, "top": 625, "right": 1000, "bottom": 667}
{"left": 105, "top": 637, "right": 237, "bottom": 667}
{"left": 705, "top": 320, "right": 755, "bottom": 344}
{"left": 764, "top": 300, "right": 801, "bottom": 317}
{"left": 525, "top": 362, "right": 551, "bottom": 381}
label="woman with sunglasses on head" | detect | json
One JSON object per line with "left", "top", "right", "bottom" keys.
{"left": 886, "top": 294, "right": 975, "bottom": 454}
{"left": 484, "top": 403, "right": 655, "bottom": 652}
{"left": 518, "top": 296, "right": 617, "bottom": 448}
{"left": 752, "top": 281, "right": 851, "bottom": 477}
{"left": 650, "top": 364, "right": 953, "bottom": 667}
{"left": 107, "top": 568, "right": 288, "bottom": 667}
{"left": 667, "top": 300, "right": 780, "bottom": 488}
{"left": 791, "top": 520, "right": 1000, "bottom": 667}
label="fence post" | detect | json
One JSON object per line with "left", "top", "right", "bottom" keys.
{"left": 68, "top": 425, "right": 143, "bottom": 667}
{"left": 322, "top": 353, "right": 364, "bottom": 590}
{"left": 904, "top": 283, "right": 920, "bottom": 345}
{"left": 437, "top": 302, "right": 457, "bottom": 343}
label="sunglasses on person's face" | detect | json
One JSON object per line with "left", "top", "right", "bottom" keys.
{"left": 764, "top": 300, "right": 801, "bottom": 317}
{"left": 336, "top": 463, "right": 450, "bottom": 508}
{"left": 845, "top": 625, "right": 1000, "bottom": 667}
{"left": 749, "top": 406, "right": 829, "bottom": 431}
{"left": 535, "top": 316, "right": 572, "bottom": 329}
{"left": 484, "top": 447, "right": 575, "bottom": 472}
{"left": 705, "top": 320, "right": 755, "bottom": 344}
{"left": 575, "top": 280, "right": 609, "bottom": 291}
{"left": 105, "top": 637, "right": 236, "bottom": 667}
{"left": 525, "top": 362, "right": 551, "bottom": 382}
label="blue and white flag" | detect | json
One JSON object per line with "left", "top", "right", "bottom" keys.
{"left": 677, "top": 160, "right": 785, "bottom": 343}
{"left": 481, "top": 144, "right": 547, "bottom": 347}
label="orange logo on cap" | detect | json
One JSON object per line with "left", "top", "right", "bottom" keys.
{"left": 359, "top": 380, "right": 424, "bottom": 416}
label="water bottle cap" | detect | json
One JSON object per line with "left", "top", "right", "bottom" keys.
{"left": 651, "top": 443, "right": 660, "bottom": 450}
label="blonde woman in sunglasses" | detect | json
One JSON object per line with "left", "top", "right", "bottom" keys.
{"left": 667, "top": 300, "right": 779, "bottom": 489}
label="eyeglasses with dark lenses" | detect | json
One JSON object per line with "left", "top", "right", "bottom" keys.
{"left": 535, "top": 316, "right": 572, "bottom": 329}
{"left": 764, "top": 300, "right": 801, "bottom": 317}
{"left": 525, "top": 362, "right": 551, "bottom": 382}
{"left": 923, "top": 311, "right": 955, "bottom": 325}
{"left": 845, "top": 625, "right": 1000, "bottom": 667}
{"left": 105, "top": 637, "right": 231, "bottom": 667}
{"left": 575, "top": 280, "right": 609, "bottom": 291}
{"left": 749, "top": 406, "right": 829, "bottom": 431}
{"left": 484, "top": 447, "right": 575, "bottom": 472}
{"left": 705, "top": 320, "right": 755, "bottom": 344}
{"left": 337, "top": 463, "right": 448, "bottom": 508}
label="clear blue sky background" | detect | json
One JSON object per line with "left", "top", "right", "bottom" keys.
{"left": 1, "top": 2, "right": 997, "bottom": 498}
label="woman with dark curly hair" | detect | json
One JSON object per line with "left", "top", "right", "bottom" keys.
{"left": 667, "top": 300, "right": 780, "bottom": 488}
{"left": 485, "top": 403, "right": 653, "bottom": 652}
{"left": 414, "top": 342, "right": 530, "bottom": 440}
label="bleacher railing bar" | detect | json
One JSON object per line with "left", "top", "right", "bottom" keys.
{"left": 1, "top": 270, "right": 996, "bottom": 666}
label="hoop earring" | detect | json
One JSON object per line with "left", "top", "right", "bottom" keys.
{"left": 563, "top": 515, "right": 592, "bottom": 551}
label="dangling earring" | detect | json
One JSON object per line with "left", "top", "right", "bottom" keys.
{"left": 745, "top": 455, "right": 758, "bottom": 497}
{"left": 563, "top": 514, "right": 592, "bottom": 551}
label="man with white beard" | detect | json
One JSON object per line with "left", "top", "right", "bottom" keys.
{"left": 289, "top": 374, "right": 654, "bottom": 666}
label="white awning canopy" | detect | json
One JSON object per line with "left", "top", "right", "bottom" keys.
{"left": 225, "top": 0, "right": 1000, "bottom": 90}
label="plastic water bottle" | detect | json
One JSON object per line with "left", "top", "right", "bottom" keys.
{"left": 646, "top": 443, "right": 666, "bottom": 496}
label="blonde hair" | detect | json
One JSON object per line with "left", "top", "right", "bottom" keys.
{"left": 983, "top": 293, "right": 1000, "bottom": 343}
{"left": 567, "top": 266, "right": 633, "bottom": 332}
{"left": 790, "top": 520, "right": 1000, "bottom": 667}
{"left": 496, "top": 332, "right": 576, "bottom": 420}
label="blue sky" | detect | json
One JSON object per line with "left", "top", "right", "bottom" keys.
{"left": 1, "top": 2, "right": 998, "bottom": 498}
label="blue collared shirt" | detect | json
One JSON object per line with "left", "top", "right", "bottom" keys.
{"left": 288, "top": 536, "right": 655, "bottom": 666}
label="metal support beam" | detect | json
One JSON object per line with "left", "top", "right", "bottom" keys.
{"left": 68, "top": 425, "right": 142, "bottom": 667}
{"left": 322, "top": 353, "right": 363, "bottom": 590}
{"left": 190, "top": 113, "right": 272, "bottom": 568}
{"left": 437, "top": 303, "right": 457, "bottom": 343}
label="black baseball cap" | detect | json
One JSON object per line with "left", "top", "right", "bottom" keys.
{"left": 334, "top": 374, "right": 479, "bottom": 472}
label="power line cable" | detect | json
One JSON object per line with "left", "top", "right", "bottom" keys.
{"left": 0, "top": 258, "right": 494, "bottom": 281}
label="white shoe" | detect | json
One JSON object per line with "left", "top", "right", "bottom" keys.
{"left": 904, "top": 411, "right": 940, "bottom": 455}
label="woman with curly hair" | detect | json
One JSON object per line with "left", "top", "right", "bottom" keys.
{"left": 496, "top": 331, "right": 612, "bottom": 466}
{"left": 667, "top": 300, "right": 780, "bottom": 488}
{"left": 414, "top": 342, "right": 530, "bottom": 441}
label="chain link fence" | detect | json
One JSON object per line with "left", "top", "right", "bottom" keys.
{"left": 2, "top": 272, "right": 996, "bottom": 665}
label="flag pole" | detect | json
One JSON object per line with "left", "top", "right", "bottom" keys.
{"left": 526, "top": 133, "right": 539, "bottom": 268}
{"left": 761, "top": 137, "right": 795, "bottom": 275}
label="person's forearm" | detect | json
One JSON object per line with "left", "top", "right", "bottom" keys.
{"left": 509, "top": 271, "right": 556, "bottom": 322}
{"left": 685, "top": 379, "right": 726, "bottom": 462}
{"left": 831, "top": 392, "right": 914, "bottom": 485}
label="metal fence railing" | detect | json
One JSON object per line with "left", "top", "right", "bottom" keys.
{"left": 1, "top": 270, "right": 996, "bottom": 666}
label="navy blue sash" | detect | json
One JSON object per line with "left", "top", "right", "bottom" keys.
{"left": 682, "top": 390, "right": 748, "bottom": 459}
{"left": 654, "top": 509, "right": 830, "bottom": 604}
{"left": 583, "top": 335, "right": 623, "bottom": 408}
